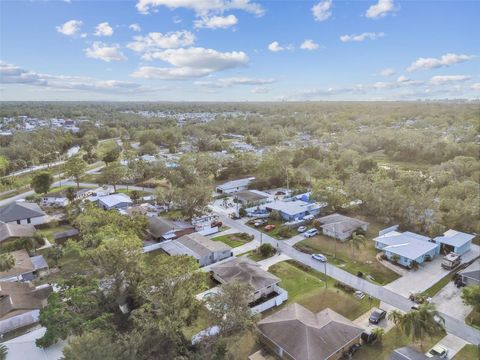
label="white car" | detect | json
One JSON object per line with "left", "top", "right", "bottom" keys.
{"left": 297, "top": 226, "right": 307, "bottom": 233}
{"left": 303, "top": 229, "right": 318, "bottom": 238}
{"left": 312, "top": 253, "right": 327, "bottom": 262}
{"left": 426, "top": 345, "right": 448, "bottom": 358}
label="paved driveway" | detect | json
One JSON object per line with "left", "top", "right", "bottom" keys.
{"left": 432, "top": 282, "right": 473, "bottom": 320}
{"left": 353, "top": 303, "right": 396, "bottom": 333}
{"left": 435, "top": 334, "right": 469, "bottom": 359}
{"left": 257, "top": 254, "right": 291, "bottom": 270}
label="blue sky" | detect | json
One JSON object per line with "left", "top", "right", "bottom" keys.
{"left": 1, "top": 0, "right": 478, "bottom": 101}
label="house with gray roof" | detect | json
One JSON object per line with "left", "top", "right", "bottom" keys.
{"left": 433, "top": 229, "right": 475, "bottom": 255}
{"left": 459, "top": 260, "right": 480, "bottom": 286}
{"left": 389, "top": 347, "right": 429, "bottom": 360}
{"left": 266, "top": 199, "right": 323, "bottom": 221}
{"left": 216, "top": 177, "right": 255, "bottom": 195}
{"left": 0, "top": 201, "right": 46, "bottom": 225}
{"left": 317, "top": 213, "right": 369, "bottom": 241}
{"left": 0, "top": 250, "right": 49, "bottom": 282}
{"left": 211, "top": 257, "right": 283, "bottom": 299}
{"left": 147, "top": 216, "right": 194, "bottom": 241}
{"left": 235, "top": 190, "right": 271, "bottom": 207}
{"left": 160, "top": 233, "right": 232, "bottom": 267}
{"left": 97, "top": 193, "right": 133, "bottom": 210}
{"left": 0, "top": 221, "right": 36, "bottom": 244}
{"left": 257, "top": 303, "right": 363, "bottom": 360}
{"left": 374, "top": 228, "right": 439, "bottom": 268}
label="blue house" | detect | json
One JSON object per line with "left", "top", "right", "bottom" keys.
{"left": 433, "top": 229, "right": 475, "bottom": 256}
{"left": 374, "top": 228, "right": 440, "bottom": 268}
{"left": 265, "top": 200, "right": 323, "bottom": 222}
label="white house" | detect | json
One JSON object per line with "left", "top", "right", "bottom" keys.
{"left": 41, "top": 193, "right": 69, "bottom": 207}
{"left": 0, "top": 201, "right": 47, "bottom": 225}
{"left": 317, "top": 213, "right": 369, "bottom": 241}
{"left": 98, "top": 193, "right": 133, "bottom": 210}
{"left": 216, "top": 177, "right": 255, "bottom": 195}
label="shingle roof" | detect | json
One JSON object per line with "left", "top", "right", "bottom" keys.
{"left": 0, "top": 222, "right": 36, "bottom": 243}
{"left": 148, "top": 216, "right": 176, "bottom": 237}
{"left": 0, "top": 250, "right": 35, "bottom": 280}
{"left": 434, "top": 229, "right": 475, "bottom": 248}
{"left": 0, "top": 202, "right": 45, "bottom": 223}
{"left": 53, "top": 228, "right": 80, "bottom": 240}
{"left": 175, "top": 233, "right": 231, "bottom": 258}
{"left": 258, "top": 303, "right": 363, "bottom": 360}
{"left": 374, "top": 231, "right": 438, "bottom": 260}
{"left": 389, "top": 347, "right": 430, "bottom": 360}
{"left": 0, "top": 282, "right": 52, "bottom": 320}
{"left": 211, "top": 257, "right": 280, "bottom": 292}
{"left": 318, "top": 214, "right": 369, "bottom": 234}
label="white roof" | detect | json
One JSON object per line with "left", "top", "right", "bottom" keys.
{"left": 374, "top": 231, "right": 438, "bottom": 260}
{"left": 217, "top": 177, "right": 255, "bottom": 190}
{"left": 4, "top": 327, "right": 66, "bottom": 360}
{"left": 434, "top": 229, "right": 475, "bottom": 248}
{"left": 266, "top": 200, "right": 321, "bottom": 217}
{"left": 98, "top": 193, "right": 133, "bottom": 208}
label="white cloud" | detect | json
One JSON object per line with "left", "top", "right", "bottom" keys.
{"left": 136, "top": 0, "right": 264, "bottom": 16}
{"left": 407, "top": 53, "right": 476, "bottom": 72}
{"left": 365, "top": 0, "right": 396, "bottom": 19}
{"left": 312, "top": 0, "right": 332, "bottom": 22}
{"left": 380, "top": 68, "right": 395, "bottom": 76}
{"left": 85, "top": 42, "right": 127, "bottom": 62}
{"left": 471, "top": 83, "right": 480, "bottom": 91}
{"left": 396, "top": 75, "right": 423, "bottom": 86}
{"left": 94, "top": 22, "right": 114, "bottom": 37}
{"left": 131, "top": 47, "right": 249, "bottom": 80}
{"left": 429, "top": 75, "right": 471, "bottom": 85}
{"left": 194, "top": 14, "right": 238, "bottom": 29}
{"left": 251, "top": 87, "right": 270, "bottom": 94}
{"left": 268, "top": 41, "right": 292, "bottom": 52}
{"left": 129, "top": 23, "right": 141, "bottom": 32}
{"left": 127, "top": 31, "right": 195, "bottom": 55}
{"left": 340, "top": 32, "right": 384, "bottom": 42}
{"left": 300, "top": 39, "right": 320, "bottom": 51}
{"left": 195, "top": 77, "right": 275, "bottom": 88}
{"left": 0, "top": 61, "right": 152, "bottom": 94}
{"left": 56, "top": 20, "right": 83, "bottom": 36}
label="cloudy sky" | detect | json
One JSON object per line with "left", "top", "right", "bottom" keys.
{"left": 0, "top": 0, "right": 478, "bottom": 101}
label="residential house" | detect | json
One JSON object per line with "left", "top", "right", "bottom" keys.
{"left": 53, "top": 228, "right": 80, "bottom": 244}
{"left": 0, "top": 221, "right": 36, "bottom": 244}
{"left": 317, "top": 214, "right": 369, "bottom": 241}
{"left": 458, "top": 260, "right": 480, "bottom": 286}
{"left": 374, "top": 227, "right": 440, "bottom": 268}
{"left": 210, "top": 257, "right": 288, "bottom": 312}
{"left": 0, "top": 250, "right": 49, "bottom": 282}
{"left": 235, "top": 190, "right": 271, "bottom": 207}
{"left": 160, "top": 233, "right": 232, "bottom": 267}
{"left": 216, "top": 177, "right": 255, "bottom": 195}
{"left": 98, "top": 193, "right": 133, "bottom": 210}
{"left": 433, "top": 229, "right": 475, "bottom": 256}
{"left": 389, "top": 347, "right": 429, "bottom": 360}
{"left": 0, "top": 282, "right": 53, "bottom": 335}
{"left": 257, "top": 303, "right": 363, "bottom": 360}
{"left": 41, "top": 192, "right": 69, "bottom": 207}
{"left": 148, "top": 216, "right": 194, "bottom": 241}
{"left": 265, "top": 200, "right": 323, "bottom": 222}
{"left": 0, "top": 201, "right": 47, "bottom": 225}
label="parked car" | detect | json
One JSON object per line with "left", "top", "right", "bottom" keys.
{"left": 303, "top": 214, "right": 314, "bottom": 221}
{"left": 348, "top": 344, "right": 361, "bottom": 356}
{"left": 303, "top": 229, "right": 318, "bottom": 238}
{"left": 361, "top": 330, "right": 377, "bottom": 344}
{"left": 211, "top": 220, "right": 223, "bottom": 228}
{"left": 264, "top": 224, "right": 276, "bottom": 231}
{"left": 254, "top": 219, "right": 267, "bottom": 227}
{"left": 368, "top": 309, "right": 386, "bottom": 324}
{"left": 297, "top": 226, "right": 307, "bottom": 233}
{"left": 312, "top": 253, "right": 327, "bottom": 262}
{"left": 426, "top": 345, "right": 448, "bottom": 358}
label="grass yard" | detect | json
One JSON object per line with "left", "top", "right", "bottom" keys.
{"left": 163, "top": 209, "right": 185, "bottom": 220}
{"left": 421, "top": 271, "right": 456, "bottom": 298}
{"left": 116, "top": 188, "right": 150, "bottom": 197}
{"left": 212, "top": 232, "right": 253, "bottom": 248}
{"left": 355, "top": 327, "right": 445, "bottom": 360}
{"left": 453, "top": 344, "right": 480, "bottom": 360}
{"left": 237, "top": 249, "right": 275, "bottom": 262}
{"left": 268, "top": 260, "right": 378, "bottom": 321}
{"left": 247, "top": 219, "right": 297, "bottom": 240}
{"left": 466, "top": 309, "right": 480, "bottom": 330}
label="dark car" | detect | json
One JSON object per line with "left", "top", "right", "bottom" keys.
{"left": 361, "top": 330, "right": 377, "bottom": 344}
{"left": 368, "top": 309, "right": 386, "bottom": 324}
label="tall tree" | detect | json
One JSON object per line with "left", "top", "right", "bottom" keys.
{"left": 100, "top": 162, "right": 127, "bottom": 192}
{"left": 311, "top": 178, "right": 348, "bottom": 213}
{"left": 462, "top": 285, "right": 480, "bottom": 312}
{"left": 65, "top": 157, "right": 87, "bottom": 190}
{"left": 349, "top": 231, "right": 367, "bottom": 257}
{"left": 31, "top": 172, "right": 53, "bottom": 194}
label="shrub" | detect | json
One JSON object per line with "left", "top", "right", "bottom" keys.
{"left": 334, "top": 281, "right": 355, "bottom": 293}
{"left": 258, "top": 243, "right": 276, "bottom": 258}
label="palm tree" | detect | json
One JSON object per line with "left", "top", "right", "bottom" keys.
{"left": 0, "top": 253, "right": 15, "bottom": 272}
{"left": 388, "top": 304, "right": 445, "bottom": 349}
{"left": 0, "top": 344, "right": 8, "bottom": 360}
{"left": 350, "top": 231, "right": 367, "bottom": 257}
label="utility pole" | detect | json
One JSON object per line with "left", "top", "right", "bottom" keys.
{"left": 324, "top": 261, "right": 327, "bottom": 288}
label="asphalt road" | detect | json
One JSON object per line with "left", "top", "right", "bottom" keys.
{"left": 218, "top": 214, "right": 480, "bottom": 345}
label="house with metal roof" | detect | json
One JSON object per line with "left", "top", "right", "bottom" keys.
{"left": 0, "top": 221, "right": 36, "bottom": 244}
{"left": 97, "top": 193, "right": 133, "bottom": 210}
{"left": 257, "top": 303, "right": 363, "bottom": 360}
{"left": 317, "top": 213, "right": 369, "bottom": 241}
{"left": 216, "top": 177, "right": 255, "bottom": 195}
{"left": 389, "top": 347, "right": 429, "bottom": 360}
{"left": 0, "top": 201, "right": 46, "bottom": 225}
{"left": 210, "top": 257, "right": 287, "bottom": 311}
{"left": 374, "top": 228, "right": 440, "bottom": 268}
{"left": 265, "top": 200, "right": 323, "bottom": 222}
{"left": 160, "top": 233, "right": 232, "bottom": 267}
{"left": 433, "top": 229, "right": 475, "bottom": 256}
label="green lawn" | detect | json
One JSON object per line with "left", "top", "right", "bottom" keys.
{"left": 116, "top": 188, "right": 150, "bottom": 197}
{"left": 453, "top": 344, "right": 480, "bottom": 360}
{"left": 212, "top": 233, "right": 253, "bottom": 248}
{"left": 355, "top": 327, "right": 445, "bottom": 360}
{"left": 466, "top": 309, "right": 480, "bottom": 330}
{"left": 247, "top": 219, "right": 297, "bottom": 240}
{"left": 294, "top": 233, "right": 399, "bottom": 285}
{"left": 37, "top": 225, "right": 75, "bottom": 243}
{"left": 421, "top": 271, "right": 456, "bottom": 298}
{"left": 237, "top": 249, "right": 275, "bottom": 262}
{"left": 269, "top": 260, "right": 378, "bottom": 320}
